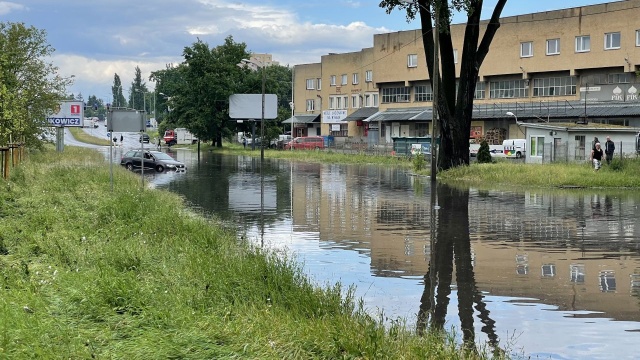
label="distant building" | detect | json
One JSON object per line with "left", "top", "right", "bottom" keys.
{"left": 244, "top": 53, "right": 279, "bottom": 71}
{"left": 291, "top": 0, "right": 640, "bottom": 157}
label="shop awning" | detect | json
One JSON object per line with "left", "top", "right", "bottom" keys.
{"left": 344, "top": 107, "right": 379, "bottom": 121}
{"left": 282, "top": 114, "right": 320, "bottom": 124}
{"left": 365, "top": 107, "right": 433, "bottom": 122}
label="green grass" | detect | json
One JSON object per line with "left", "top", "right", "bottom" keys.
{"left": 438, "top": 157, "right": 640, "bottom": 188}
{"left": 68, "top": 127, "right": 111, "bottom": 146}
{"left": 0, "top": 146, "right": 504, "bottom": 359}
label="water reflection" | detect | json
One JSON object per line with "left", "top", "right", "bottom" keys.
{"left": 418, "top": 184, "right": 500, "bottom": 356}
{"left": 146, "top": 152, "right": 640, "bottom": 359}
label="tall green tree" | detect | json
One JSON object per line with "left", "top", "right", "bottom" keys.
{"left": 0, "top": 22, "right": 72, "bottom": 147}
{"left": 128, "top": 66, "right": 149, "bottom": 113}
{"left": 170, "top": 36, "right": 251, "bottom": 147}
{"left": 149, "top": 64, "right": 183, "bottom": 126}
{"left": 379, "top": 0, "right": 507, "bottom": 171}
{"left": 111, "top": 73, "right": 127, "bottom": 108}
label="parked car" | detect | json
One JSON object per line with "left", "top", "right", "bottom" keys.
{"left": 284, "top": 136, "right": 325, "bottom": 150}
{"left": 120, "top": 150, "right": 186, "bottom": 172}
{"left": 139, "top": 133, "right": 150, "bottom": 143}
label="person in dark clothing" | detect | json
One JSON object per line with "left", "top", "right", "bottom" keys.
{"left": 604, "top": 136, "right": 615, "bottom": 165}
{"left": 592, "top": 136, "right": 599, "bottom": 151}
{"left": 591, "top": 142, "right": 604, "bottom": 171}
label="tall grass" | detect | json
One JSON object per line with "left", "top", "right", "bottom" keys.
{"left": 0, "top": 146, "right": 502, "bottom": 359}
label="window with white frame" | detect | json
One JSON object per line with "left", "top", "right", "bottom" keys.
{"left": 330, "top": 124, "right": 348, "bottom": 137}
{"left": 352, "top": 73, "right": 359, "bottom": 85}
{"left": 453, "top": 49, "right": 458, "bottom": 64}
{"left": 317, "top": 78, "right": 322, "bottom": 90}
{"left": 306, "top": 79, "right": 315, "bottom": 90}
{"left": 608, "top": 73, "right": 630, "bottom": 83}
{"left": 407, "top": 54, "right": 418, "bottom": 68}
{"left": 382, "top": 86, "right": 410, "bottom": 103}
{"left": 342, "top": 95, "right": 348, "bottom": 109}
{"left": 329, "top": 96, "right": 336, "bottom": 109}
{"left": 474, "top": 81, "right": 485, "bottom": 99}
{"left": 533, "top": 76, "right": 576, "bottom": 97}
{"left": 520, "top": 42, "right": 533, "bottom": 57}
{"left": 341, "top": 74, "right": 348, "bottom": 85}
{"left": 306, "top": 99, "right": 315, "bottom": 111}
{"left": 546, "top": 39, "right": 560, "bottom": 55}
{"left": 489, "top": 79, "right": 529, "bottom": 98}
{"left": 351, "top": 94, "right": 360, "bottom": 109}
{"left": 365, "top": 70, "right": 373, "bottom": 82}
{"left": 329, "top": 95, "right": 348, "bottom": 109}
{"left": 637, "top": 30, "right": 640, "bottom": 46}
{"left": 414, "top": 84, "right": 433, "bottom": 102}
{"left": 530, "top": 136, "right": 545, "bottom": 157}
{"left": 605, "top": 32, "right": 621, "bottom": 50}
{"left": 364, "top": 92, "right": 379, "bottom": 107}
{"left": 330, "top": 75, "right": 336, "bottom": 86}
{"left": 576, "top": 35, "right": 590, "bottom": 52}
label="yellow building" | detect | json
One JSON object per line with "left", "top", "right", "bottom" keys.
{"left": 292, "top": 0, "right": 640, "bottom": 148}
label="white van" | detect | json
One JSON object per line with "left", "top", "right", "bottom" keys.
{"left": 502, "top": 139, "right": 526, "bottom": 158}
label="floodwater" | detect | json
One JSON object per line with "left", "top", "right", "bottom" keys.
{"left": 120, "top": 147, "right": 640, "bottom": 360}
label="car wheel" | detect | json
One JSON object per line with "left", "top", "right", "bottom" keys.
{"left": 126, "top": 163, "right": 134, "bottom": 171}
{"left": 315, "top": 146, "right": 320, "bottom": 150}
{"left": 156, "top": 165, "right": 165, "bottom": 172}
{"left": 516, "top": 152, "right": 522, "bottom": 159}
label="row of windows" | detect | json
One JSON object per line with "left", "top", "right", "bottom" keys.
{"left": 521, "top": 30, "right": 640, "bottom": 57}
{"left": 306, "top": 71, "right": 373, "bottom": 90}
{"left": 307, "top": 93, "right": 379, "bottom": 111}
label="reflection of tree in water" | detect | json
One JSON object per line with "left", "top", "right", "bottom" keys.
{"left": 417, "top": 184, "right": 502, "bottom": 356}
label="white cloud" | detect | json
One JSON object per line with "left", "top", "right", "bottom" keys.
{"left": 0, "top": 1, "right": 25, "bottom": 15}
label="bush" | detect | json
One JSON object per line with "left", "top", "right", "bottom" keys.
{"left": 476, "top": 140, "right": 492, "bottom": 163}
{"left": 412, "top": 150, "right": 426, "bottom": 171}
{"left": 609, "top": 157, "right": 625, "bottom": 171}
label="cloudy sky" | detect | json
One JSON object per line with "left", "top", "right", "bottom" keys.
{"left": 2, "top": 0, "right": 614, "bottom": 102}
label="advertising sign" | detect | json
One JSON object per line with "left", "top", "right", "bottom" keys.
{"left": 46, "top": 100, "right": 84, "bottom": 127}
{"left": 322, "top": 110, "right": 347, "bottom": 124}
{"left": 579, "top": 83, "right": 640, "bottom": 102}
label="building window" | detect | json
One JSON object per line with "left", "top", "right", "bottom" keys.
{"left": 474, "top": 81, "right": 485, "bottom": 99}
{"left": 306, "top": 79, "right": 315, "bottom": 90}
{"left": 382, "top": 87, "right": 410, "bottom": 103}
{"left": 637, "top": 30, "right": 640, "bottom": 46}
{"left": 533, "top": 76, "right": 576, "bottom": 97}
{"left": 364, "top": 93, "right": 378, "bottom": 107}
{"left": 599, "top": 270, "right": 616, "bottom": 292}
{"left": 489, "top": 79, "right": 529, "bottom": 99}
{"left": 605, "top": 32, "right": 621, "bottom": 50}
{"left": 329, "top": 95, "right": 348, "bottom": 109}
{"left": 453, "top": 49, "right": 458, "bottom": 63}
{"left": 365, "top": 70, "right": 373, "bottom": 82}
{"left": 407, "top": 54, "right": 418, "bottom": 68}
{"left": 415, "top": 123, "right": 429, "bottom": 137}
{"left": 530, "top": 136, "right": 545, "bottom": 157}
{"left": 542, "top": 264, "right": 556, "bottom": 277}
{"left": 608, "top": 73, "right": 630, "bottom": 84}
{"left": 352, "top": 73, "right": 359, "bottom": 85}
{"left": 341, "top": 74, "right": 348, "bottom": 85}
{"left": 414, "top": 84, "right": 433, "bottom": 102}
{"left": 546, "top": 39, "right": 560, "bottom": 55}
{"left": 330, "top": 75, "right": 336, "bottom": 86}
{"left": 576, "top": 35, "right": 590, "bottom": 52}
{"left": 570, "top": 264, "right": 585, "bottom": 284}
{"left": 520, "top": 42, "right": 533, "bottom": 57}
{"left": 306, "top": 99, "right": 315, "bottom": 111}
{"left": 317, "top": 78, "right": 322, "bottom": 90}
{"left": 351, "top": 94, "right": 360, "bottom": 109}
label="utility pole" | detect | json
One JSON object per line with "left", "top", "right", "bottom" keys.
{"left": 431, "top": 2, "right": 440, "bottom": 183}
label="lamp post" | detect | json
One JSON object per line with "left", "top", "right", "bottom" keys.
{"left": 506, "top": 111, "right": 517, "bottom": 122}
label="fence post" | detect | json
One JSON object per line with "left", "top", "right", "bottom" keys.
{"left": 1, "top": 146, "right": 9, "bottom": 179}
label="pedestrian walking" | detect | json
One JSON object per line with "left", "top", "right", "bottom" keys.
{"left": 242, "top": 136, "right": 247, "bottom": 149}
{"left": 120, "top": 134, "right": 124, "bottom": 146}
{"left": 604, "top": 136, "right": 615, "bottom": 165}
{"left": 591, "top": 142, "right": 604, "bottom": 171}
{"left": 157, "top": 137, "right": 161, "bottom": 149}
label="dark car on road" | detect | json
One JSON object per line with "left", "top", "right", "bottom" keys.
{"left": 139, "top": 133, "right": 150, "bottom": 143}
{"left": 120, "top": 150, "right": 185, "bottom": 172}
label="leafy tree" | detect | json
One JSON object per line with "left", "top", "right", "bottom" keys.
{"left": 167, "top": 36, "right": 251, "bottom": 147}
{"left": 149, "top": 64, "right": 183, "bottom": 126}
{"left": 128, "top": 66, "right": 149, "bottom": 113}
{"left": 111, "top": 74, "right": 127, "bottom": 108}
{"left": 379, "top": 0, "right": 507, "bottom": 171}
{"left": 0, "top": 22, "right": 72, "bottom": 147}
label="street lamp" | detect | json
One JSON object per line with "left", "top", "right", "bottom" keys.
{"left": 506, "top": 111, "right": 517, "bottom": 122}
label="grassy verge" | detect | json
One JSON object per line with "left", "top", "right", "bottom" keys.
{"left": 438, "top": 157, "right": 640, "bottom": 188}
{"left": 0, "top": 147, "right": 499, "bottom": 359}
{"left": 68, "top": 127, "right": 111, "bottom": 146}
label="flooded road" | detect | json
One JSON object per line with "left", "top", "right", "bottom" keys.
{"left": 84, "top": 135, "right": 639, "bottom": 359}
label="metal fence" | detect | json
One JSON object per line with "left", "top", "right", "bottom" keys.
{"left": 540, "top": 140, "right": 639, "bottom": 164}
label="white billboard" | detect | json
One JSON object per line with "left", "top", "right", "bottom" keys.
{"left": 46, "top": 100, "right": 84, "bottom": 127}
{"left": 322, "top": 110, "right": 347, "bottom": 124}
{"left": 229, "top": 94, "right": 278, "bottom": 119}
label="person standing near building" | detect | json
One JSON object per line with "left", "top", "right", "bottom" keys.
{"left": 592, "top": 136, "right": 599, "bottom": 151}
{"left": 604, "top": 136, "right": 615, "bottom": 165}
{"left": 591, "top": 142, "right": 604, "bottom": 171}
{"left": 120, "top": 134, "right": 124, "bottom": 147}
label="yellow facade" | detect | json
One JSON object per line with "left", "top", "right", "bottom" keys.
{"left": 293, "top": 0, "right": 640, "bottom": 141}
